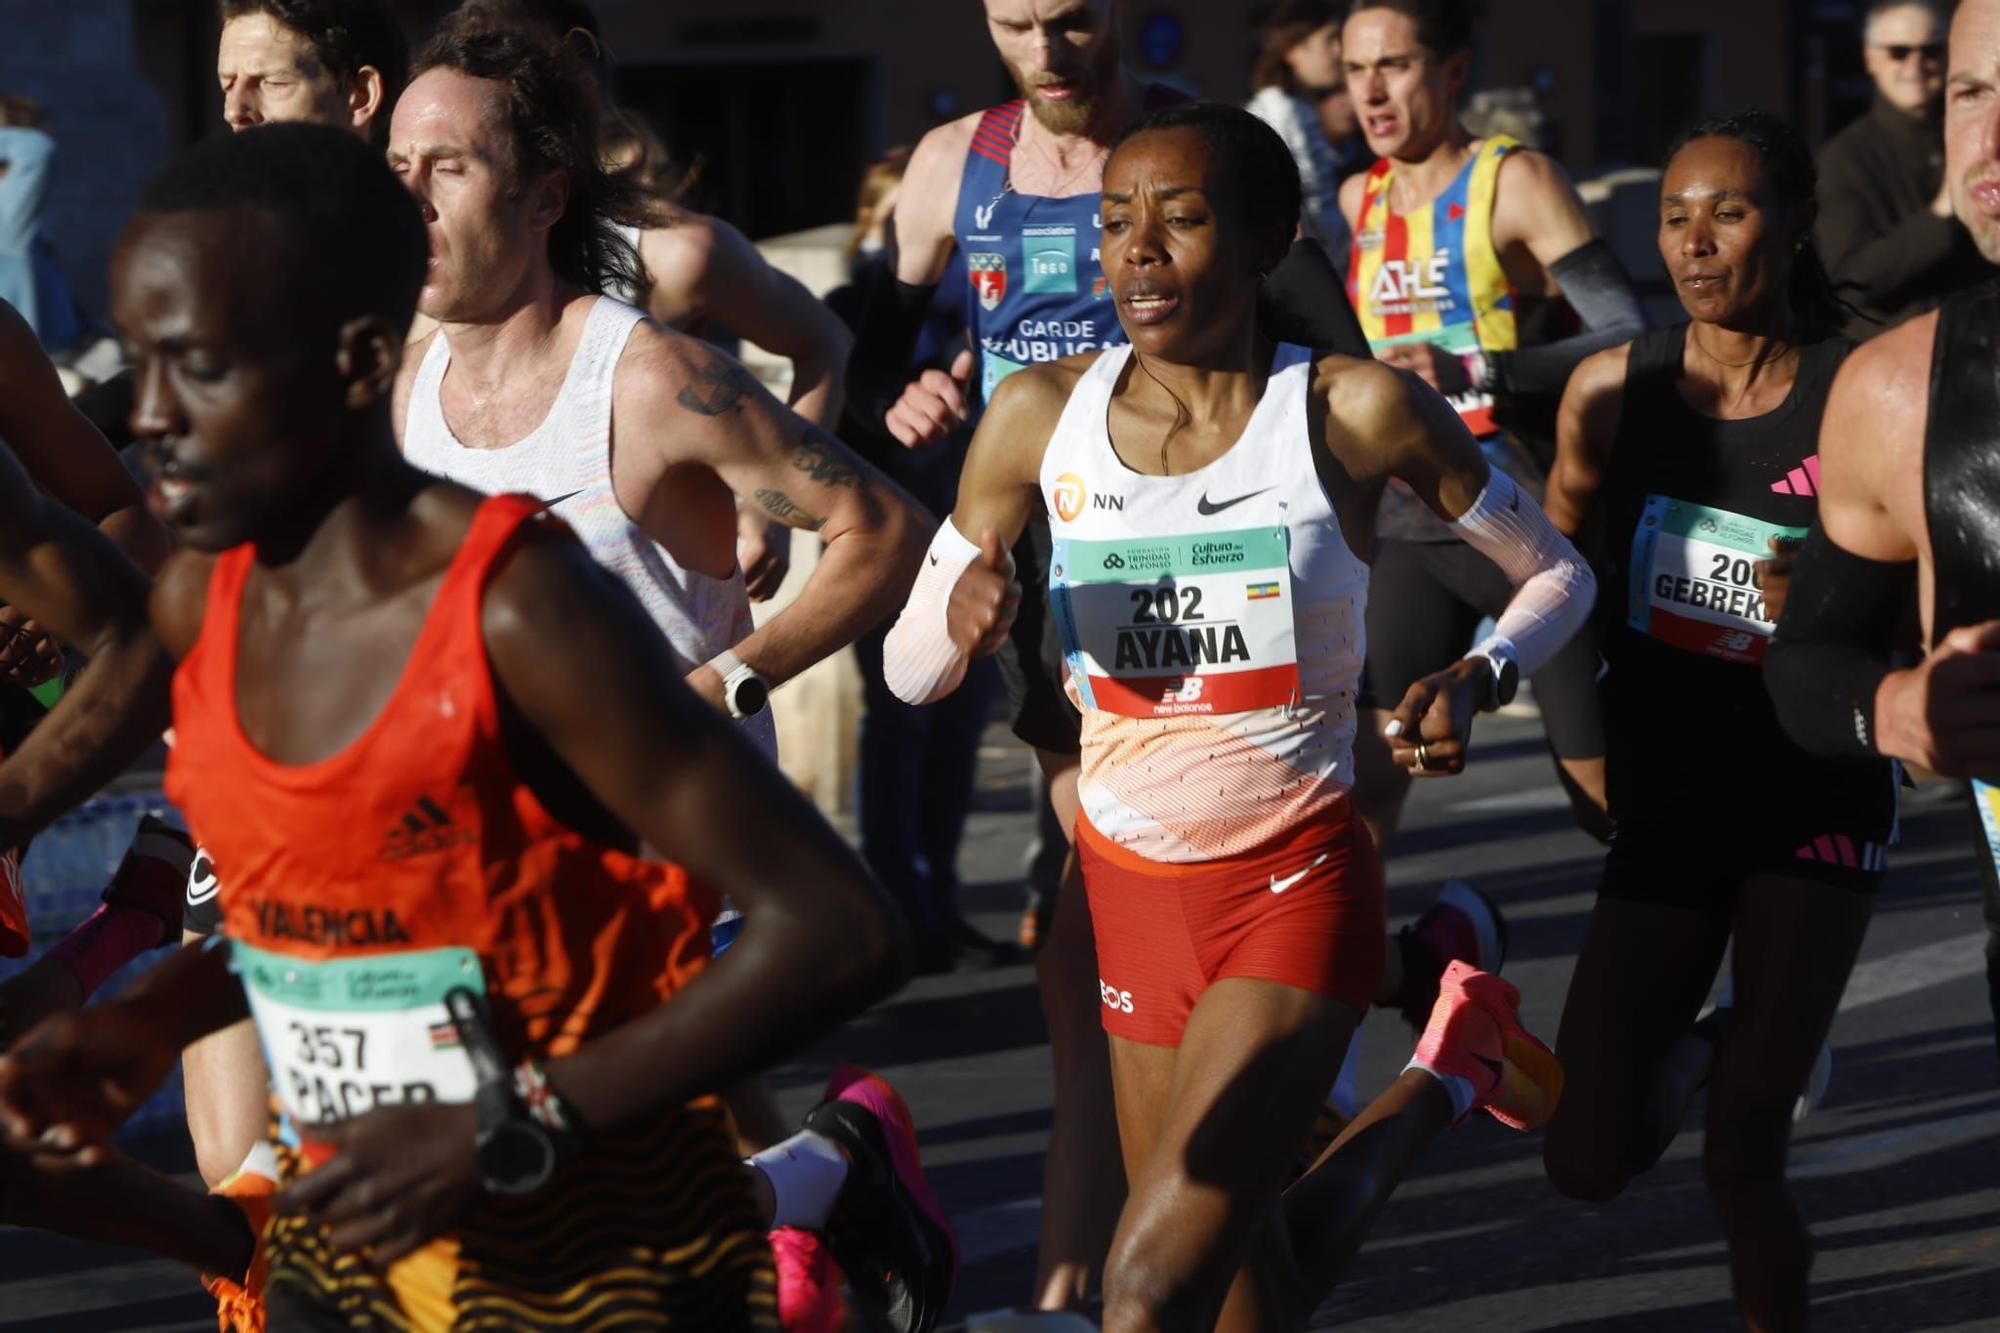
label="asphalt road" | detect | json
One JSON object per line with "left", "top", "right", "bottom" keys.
{"left": 3, "top": 708, "right": 1996, "bottom": 1330}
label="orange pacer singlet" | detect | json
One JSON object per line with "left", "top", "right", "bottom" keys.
{"left": 166, "top": 494, "right": 776, "bottom": 1331}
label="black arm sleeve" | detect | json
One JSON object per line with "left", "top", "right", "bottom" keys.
{"left": 1484, "top": 239, "right": 1649, "bottom": 396}
{"left": 1765, "top": 525, "right": 1920, "bottom": 757}
{"left": 1258, "top": 236, "right": 1372, "bottom": 359}
{"left": 844, "top": 274, "right": 945, "bottom": 431}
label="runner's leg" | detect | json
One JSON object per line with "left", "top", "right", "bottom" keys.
{"left": 1100, "top": 981, "right": 1357, "bottom": 1333}
{"left": 1034, "top": 748, "right": 1125, "bottom": 1310}
{"left": 1704, "top": 873, "right": 1871, "bottom": 1331}
{"left": 1543, "top": 892, "right": 1730, "bottom": 1199}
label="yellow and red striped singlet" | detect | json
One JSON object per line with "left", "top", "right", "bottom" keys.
{"left": 1348, "top": 136, "right": 1521, "bottom": 438}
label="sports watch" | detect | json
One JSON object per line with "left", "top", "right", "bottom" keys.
{"left": 708, "top": 648, "right": 770, "bottom": 720}
{"left": 445, "top": 987, "right": 577, "bottom": 1197}
{"left": 1472, "top": 645, "right": 1520, "bottom": 712}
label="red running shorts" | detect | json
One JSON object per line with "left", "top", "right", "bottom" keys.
{"left": 1076, "top": 805, "right": 1386, "bottom": 1047}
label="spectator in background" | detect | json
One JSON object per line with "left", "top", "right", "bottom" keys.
{"left": 1248, "top": 1, "right": 1354, "bottom": 257}
{"left": 1818, "top": 0, "right": 1992, "bottom": 337}
{"left": 829, "top": 150, "right": 1000, "bottom": 974}
{"left": 0, "top": 95, "right": 81, "bottom": 354}
{"left": 216, "top": 0, "right": 407, "bottom": 142}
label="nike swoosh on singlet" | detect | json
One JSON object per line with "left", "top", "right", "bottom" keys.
{"left": 538, "top": 488, "right": 585, "bottom": 511}
{"left": 1198, "top": 487, "right": 1275, "bottom": 517}
{"left": 1269, "top": 852, "right": 1330, "bottom": 894}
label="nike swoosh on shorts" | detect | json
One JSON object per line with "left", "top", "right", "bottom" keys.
{"left": 1270, "top": 852, "right": 1331, "bottom": 894}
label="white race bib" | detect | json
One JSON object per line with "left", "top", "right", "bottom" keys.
{"left": 1627, "top": 496, "right": 1805, "bottom": 665}
{"left": 235, "top": 940, "right": 486, "bottom": 1126}
{"left": 1051, "top": 526, "right": 1299, "bottom": 718}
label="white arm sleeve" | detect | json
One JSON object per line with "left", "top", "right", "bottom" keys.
{"left": 1449, "top": 469, "right": 1597, "bottom": 676}
{"left": 882, "top": 520, "right": 984, "bottom": 705}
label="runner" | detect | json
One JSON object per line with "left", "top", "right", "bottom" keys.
{"left": 1340, "top": 0, "right": 1644, "bottom": 851}
{"left": 217, "top": 0, "right": 406, "bottom": 140}
{"left": 467, "top": 0, "right": 859, "bottom": 604}
{"left": 850, "top": 3, "right": 1464, "bottom": 1306}
{"left": 1539, "top": 111, "right": 1899, "bottom": 1330}
{"left": 885, "top": 102, "right": 1581, "bottom": 1331}
{"left": 387, "top": 15, "right": 938, "bottom": 1328}
{"left": 0, "top": 121, "right": 921, "bottom": 1331}
{"left": 1766, "top": 0, "right": 2000, "bottom": 1059}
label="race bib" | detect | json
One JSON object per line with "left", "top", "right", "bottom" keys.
{"left": 1973, "top": 781, "right": 2000, "bottom": 885}
{"left": 1627, "top": 496, "right": 1805, "bottom": 665}
{"left": 1371, "top": 324, "right": 1495, "bottom": 437}
{"left": 235, "top": 940, "right": 485, "bottom": 1126}
{"left": 1050, "top": 527, "right": 1299, "bottom": 717}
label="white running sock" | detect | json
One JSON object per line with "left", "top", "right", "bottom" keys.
{"left": 1404, "top": 1059, "right": 1479, "bottom": 1120}
{"left": 746, "top": 1130, "right": 850, "bottom": 1231}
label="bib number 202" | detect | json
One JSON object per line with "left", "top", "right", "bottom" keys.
{"left": 1129, "top": 585, "right": 1204, "bottom": 624}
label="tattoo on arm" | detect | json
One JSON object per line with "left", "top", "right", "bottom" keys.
{"left": 676, "top": 360, "right": 757, "bottom": 416}
{"left": 755, "top": 488, "right": 827, "bottom": 532}
{"left": 790, "top": 426, "right": 863, "bottom": 489}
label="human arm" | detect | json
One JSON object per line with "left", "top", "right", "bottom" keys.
{"left": 0, "top": 450, "right": 176, "bottom": 850}
{"left": 852, "top": 122, "right": 979, "bottom": 447}
{"left": 1542, "top": 344, "right": 1630, "bottom": 537}
{"left": 1478, "top": 151, "right": 1648, "bottom": 396}
{"left": 0, "top": 937, "right": 248, "bottom": 1162}
{"left": 1329, "top": 361, "right": 1596, "bottom": 772}
{"left": 625, "top": 335, "right": 930, "bottom": 703}
{"left": 638, "top": 216, "right": 852, "bottom": 429}
{"left": 1766, "top": 329, "right": 1935, "bottom": 761}
{"left": 880, "top": 365, "right": 1060, "bottom": 704}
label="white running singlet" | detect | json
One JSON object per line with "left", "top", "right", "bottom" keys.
{"left": 402, "top": 295, "right": 775, "bottom": 759}
{"left": 1044, "top": 343, "right": 1368, "bottom": 864}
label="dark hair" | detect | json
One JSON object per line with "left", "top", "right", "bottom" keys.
{"left": 1663, "top": 110, "right": 1846, "bottom": 330}
{"left": 0, "top": 92, "right": 45, "bottom": 130}
{"left": 1253, "top": 1, "right": 1342, "bottom": 94}
{"left": 1113, "top": 102, "right": 1302, "bottom": 267}
{"left": 218, "top": 0, "right": 409, "bottom": 132}
{"left": 411, "top": 9, "right": 649, "bottom": 297}
{"left": 135, "top": 121, "right": 428, "bottom": 340}
{"left": 456, "top": 0, "right": 610, "bottom": 87}
{"left": 1343, "top": 0, "right": 1477, "bottom": 56}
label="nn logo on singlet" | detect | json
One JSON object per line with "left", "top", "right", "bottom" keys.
{"left": 379, "top": 796, "right": 475, "bottom": 862}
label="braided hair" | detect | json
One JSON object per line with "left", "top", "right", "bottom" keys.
{"left": 1663, "top": 110, "right": 1848, "bottom": 331}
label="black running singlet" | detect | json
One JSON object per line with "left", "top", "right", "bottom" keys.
{"left": 1922, "top": 282, "right": 2000, "bottom": 886}
{"left": 1924, "top": 280, "right": 2000, "bottom": 639}
{"left": 1596, "top": 323, "right": 1895, "bottom": 838}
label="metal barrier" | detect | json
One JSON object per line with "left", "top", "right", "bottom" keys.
{"left": 0, "top": 791, "right": 188, "bottom": 1137}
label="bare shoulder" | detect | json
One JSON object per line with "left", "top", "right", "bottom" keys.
{"left": 1825, "top": 313, "right": 1933, "bottom": 474}
{"left": 908, "top": 111, "right": 984, "bottom": 186}
{"left": 149, "top": 548, "right": 219, "bottom": 660}
{"left": 1493, "top": 144, "right": 1575, "bottom": 195}
{"left": 639, "top": 212, "right": 722, "bottom": 300}
{"left": 615, "top": 315, "right": 735, "bottom": 404}
{"left": 1568, "top": 341, "right": 1632, "bottom": 402}
{"left": 985, "top": 354, "right": 1094, "bottom": 433}
{"left": 1314, "top": 352, "right": 1417, "bottom": 428}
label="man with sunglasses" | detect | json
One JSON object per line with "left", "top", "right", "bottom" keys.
{"left": 1818, "top": 0, "right": 1993, "bottom": 336}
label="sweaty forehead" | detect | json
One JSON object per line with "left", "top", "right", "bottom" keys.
{"left": 1342, "top": 7, "right": 1422, "bottom": 57}
{"left": 1951, "top": 0, "right": 2000, "bottom": 73}
{"left": 1664, "top": 135, "right": 1767, "bottom": 195}
{"left": 115, "top": 208, "right": 302, "bottom": 343}
{"left": 1104, "top": 128, "right": 1215, "bottom": 195}
{"left": 390, "top": 67, "right": 510, "bottom": 157}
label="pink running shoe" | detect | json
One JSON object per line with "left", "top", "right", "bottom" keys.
{"left": 1411, "top": 960, "right": 1563, "bottom": 1131}
{"left": 803, "top": 1066, "right": 957, "bottom": 1333}
{"left": 771, "top": 1225, "right": 842, "bottom": 1333}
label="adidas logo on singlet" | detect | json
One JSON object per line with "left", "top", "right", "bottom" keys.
{"left": 378, "top": 796, "right": 475, "bottom": 862}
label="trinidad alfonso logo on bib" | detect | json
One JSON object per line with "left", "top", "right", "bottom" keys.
{"left": 1050, "top": 526, "right": 1300, "bottom": 717}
